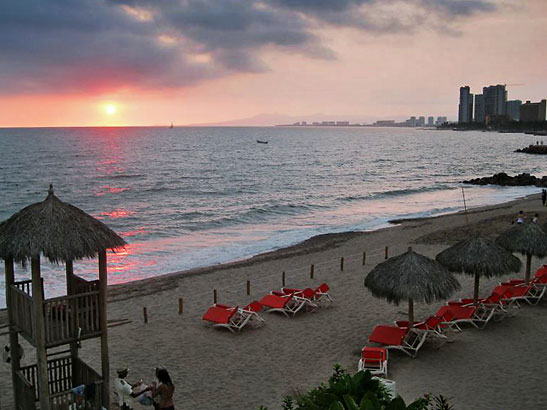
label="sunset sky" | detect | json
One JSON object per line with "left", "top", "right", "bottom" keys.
{"left": 1, "top": 0, "right": 546, "bottom": 127}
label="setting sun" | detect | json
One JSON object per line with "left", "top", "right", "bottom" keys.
{"left": 105, "top": 103, "right": 117, "bottom": 115}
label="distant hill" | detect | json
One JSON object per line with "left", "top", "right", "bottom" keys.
{"left": 186, "top": 113, "right": 384, "bottom": 127}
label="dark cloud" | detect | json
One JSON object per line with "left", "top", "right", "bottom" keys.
{"left": 0, "top": 0, "right": 498, "bottom": 95}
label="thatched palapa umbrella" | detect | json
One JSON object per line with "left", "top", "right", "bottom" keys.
{"left": 364, "top": 247, "right": 460, "bottom": 325}
{"left": 0, "top": 185, "right": 126, "bottom": 410}
{"left": 496, "top": 223, "right": 547, "bottom": 284}
{"left": 436, "top": 236, "right": 521, "bottom": 306}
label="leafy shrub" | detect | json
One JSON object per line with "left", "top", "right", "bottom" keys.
{"left": 260, "top": 364, "right": 453, "bottom": 410}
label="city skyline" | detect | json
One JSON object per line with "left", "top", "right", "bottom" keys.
{"left": 1, "top": 0, "right": 547, "bottom": 127}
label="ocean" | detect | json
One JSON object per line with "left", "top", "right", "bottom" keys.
{"left": 0, "top": 126, "right": 545, "bottom": 307}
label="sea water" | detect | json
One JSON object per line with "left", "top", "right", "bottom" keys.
{"left": 0, "top": 126, "right": 544, "bottom": 307}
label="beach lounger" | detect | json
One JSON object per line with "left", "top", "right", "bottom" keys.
{"left": 280, "top": 283, "right": 333, "bottom": 305}
{"left": 395, "top": 316, "right": 449, "bottom": 339}
{"left": 202, "top": 302, "right": 264, "bottom": 333}
{"left": 368, "top": 325, "right": 427, "bottom": 358}
{"left": 436, "top": 304, "right": 497, "bottom": 330}
{"left": 259, "top": 294, "right": 308, "bottom": 317}
{"left": 358, "top": 347, "right": 388, "bottom": 377}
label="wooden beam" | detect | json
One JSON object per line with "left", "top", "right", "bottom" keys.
{"left": 66, "top": 260, "right": 79, "bottom": 385}
{"left": 98, "top": 250, "right": 110, "bottom": 408}
{"left": 5, "top": 257, "right": 21, "bottom": 410}
{"left": 32, "top": 255, "right": 50, "bottom": 410}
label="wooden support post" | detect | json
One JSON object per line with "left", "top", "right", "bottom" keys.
{"left": 340, "top": 257, "right": 344, "bottom": 271}
{"left": 98, "top": 250, "right": 110, "bottom": 408}
{"left": 32, "top": 256, "right": 50, "bottom": 410}
{"left": 178, "top": 298, "right": 183, "bottom": 315}
{"left": 143, "top": 307, "right": 148, "bottom": 323}
{"left": 282, "top": 271, "right": 286, "bottom": 287}
{"left": 310, "top": 264, "right": 314, "bottom": 279}
{"left": 385, "top": 246, "right": 389, "bottom": 260}
{"left": 246, "top": 280, "right": 250, "bottom": 296}
{"left": 66, "top": 260, "right": 79, "bottom": 385}
{"left": 214, "top": 289, "right": 217, "bottom": 304}
{"left": 362, "top": 251, "right": 366, "bottom": 266}
{"left": 5, "top": 258, "right": 21, "bottom": 410}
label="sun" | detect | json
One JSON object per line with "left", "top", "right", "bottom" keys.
{"left": 105, "top": 104, "right": 117, "bottom": 115}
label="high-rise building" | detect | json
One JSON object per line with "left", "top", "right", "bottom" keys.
{"left": 474, "top": 94, "right": 485, "bottom": 123}
{"left": 506, "top": 100, "right": 522, "bottom": 121}
{"left": 436, "top": 116, "right": 447, "bottom": 125}
{"left": 427, "top": 116, "right": 434, "bottom": 126}
{"left": 418, "top": 116, "right": 425, "bottom": 126}
{"left": 483, "top": 84, "right": 507, "bottom": 118}
{"left": 458, "top": 86, "right": 473, "bottom": 123}
{"left": 520, "top": 100, "right": 547, "bottom": 122}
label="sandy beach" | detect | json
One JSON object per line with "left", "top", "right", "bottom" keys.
{"left": 1, "top": 193, "right": 546, "bottom": 410}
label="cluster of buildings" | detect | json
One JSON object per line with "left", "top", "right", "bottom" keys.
{"left": 373, "top": 116, "right": 447, "bottom": 127}
{"left": 458, "top": 84, "right": 547, "bottom": 124}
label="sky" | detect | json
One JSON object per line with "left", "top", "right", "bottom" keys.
{"left": 0, "top": 0, "right": 546, "bottom": 127}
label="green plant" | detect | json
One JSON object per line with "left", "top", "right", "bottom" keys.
{"left": 258, "top": 365, "right": 454, "bottom": 410}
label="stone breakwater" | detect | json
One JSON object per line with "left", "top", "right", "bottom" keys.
{"left": 463, "top": 172, "right": 547, "bottom": 187}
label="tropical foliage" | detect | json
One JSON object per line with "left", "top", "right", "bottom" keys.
{"left": 258, "top": 364, "right": 453, "bottom": 410}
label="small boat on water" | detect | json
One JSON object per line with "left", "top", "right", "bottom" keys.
{"left": 169, "top": 123, "right": 174, "bottom": 129}
{"left": 257, "top": 139, "right": 268, "bottom": 144}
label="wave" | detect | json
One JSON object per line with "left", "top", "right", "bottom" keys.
{"left": 336, "top": 184, "right": 455, "bottom": 202}
{"left": 183, "top": 203, "right": 318, "bottom": 231}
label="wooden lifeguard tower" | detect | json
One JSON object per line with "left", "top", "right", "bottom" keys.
{"left": 0, "top": 186, "right": 126, "bottom": 409}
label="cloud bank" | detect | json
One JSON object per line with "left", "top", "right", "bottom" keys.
{"left": 0, "top": 0, "right": 499, "bottom": 94}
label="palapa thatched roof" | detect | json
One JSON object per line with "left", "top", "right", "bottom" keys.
{"left": 495, "top": 223, "right": 547, "bottom": 257}
{"left": 0, "top": 185, "right": 126, "bottom": 264}
{"left": 436, "top": 236, "right": 521, "bottom": 277}
{"left": 364, "top": 247, "right": 460, "bottom": 305}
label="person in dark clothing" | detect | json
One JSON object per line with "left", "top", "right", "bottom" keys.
{"left": 542, "top": 189, "right": 546, "bottom": 207}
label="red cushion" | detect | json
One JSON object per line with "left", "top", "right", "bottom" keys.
{"left": 369, "top": 325, "right": 407, "bottom": 346}
{"left": 203, "top": 306, "right": 235, "bottom": 324}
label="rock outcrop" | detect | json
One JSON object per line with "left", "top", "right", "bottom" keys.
{"left": 463, "top": 172, "right": 547, "bottom": 187}
{"left": 515, "top": 145, "right": 547, "bottom": 155}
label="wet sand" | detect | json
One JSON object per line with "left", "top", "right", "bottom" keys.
{"left": 1, "top": 193, "right": 546, "bottom": 410}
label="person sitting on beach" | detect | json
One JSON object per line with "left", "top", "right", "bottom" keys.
{"left": 532, "top": 213, "right": 539, "bottom": 224}
{"left": 516, "top": 210, "right": 525, "bottom": 224}
{"left": 150, "top": 368, "right": 175, "bottom": 410}
{"left": 114, "top": 367, "right": 145, "bottom": 410}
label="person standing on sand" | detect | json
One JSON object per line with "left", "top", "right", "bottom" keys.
{"left": 542, "top": 189, "right": 546, "bottom": 207}
{"left": 150, "top": 368, "right": 176, "bottom": 410}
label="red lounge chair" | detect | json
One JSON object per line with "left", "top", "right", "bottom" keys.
{"left": 202, "top": 302, "right": 264, "bottom": 332}
{"left": 259, "top": 294, "right": 307, "bottom": 317}
{"left": 395, "top": 315, "right": 449, "bottom": 342}
{"left": 368, "top": 325, "right": 427, "bottom": 358}
{"left": 358, "top": 347, "right": 388, "bottom": 377}
{"left": 280, "top": 283, "right": 333, "bottom": 305}
{"left": 436, "top": 303, "right": 497, "bottom": 330}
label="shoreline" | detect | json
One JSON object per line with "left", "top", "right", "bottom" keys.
{"left": 106, "top": 192, "right": 537, "bottom": 302}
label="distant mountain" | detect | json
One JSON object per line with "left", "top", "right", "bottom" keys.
{"left": 186, "top": 113, "right": 383, "bottom": 126}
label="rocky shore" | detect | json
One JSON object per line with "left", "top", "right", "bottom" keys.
{"left": 515, "top": 144, "right": 547, "bottom": 155}
{"left": 463, "top": 172, "right": 547, "bottom": 187}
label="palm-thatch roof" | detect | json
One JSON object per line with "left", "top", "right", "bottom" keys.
{"left": 0, "top": 185, "right": 126, "bottom": 264}
{"left": 436, "top": 236, "right": 522, "bottom": 278}
{"left": 364, "top": 247, "right": 460, "bottom": 305}
{"left": 495, "top": 223, "right": 547, "bottom": 257}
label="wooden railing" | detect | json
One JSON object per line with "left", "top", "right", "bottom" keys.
{"left": 14, "top": 370, "right": 37, "bottom": 410}
{"left": 10, "top": 285, "right": 35, "bottom": 341}
{"left": 14, "top": 279, "right": 33, "bottom": 296}
{"left": 19, "top": 356, "right": 104, "bottom": 410}
{"left": 44, "top": 291, "right": 101, "bottom": 347}
{"left": 71, "top": 275, "right": 99, "bottom": 295}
